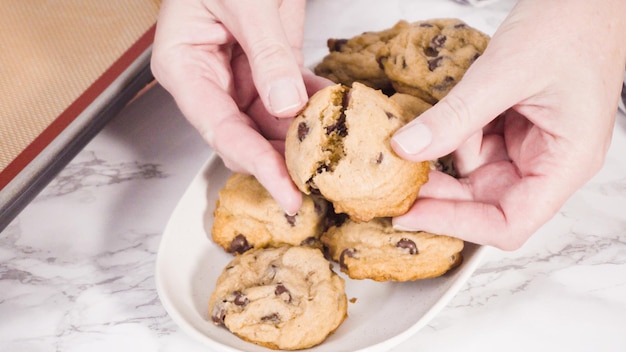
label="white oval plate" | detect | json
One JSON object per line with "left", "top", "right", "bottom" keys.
{"left": 155, "top": 154, "right": 487, "bottom": 352}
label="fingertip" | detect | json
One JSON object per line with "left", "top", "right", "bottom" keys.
{"left": 260, "top": 169, "right": 302, "bottom": 216}
{"left": 391, "top": 211, "right": 420, "bottom": 232}
{"left": 279, "top": 186, "right": 303, "bottom": 216}
{"left": 268, "top": 77, "right": 307, "bottom": 117}
{"left": 391, "top": 121, "right": 433, "bottom": 161}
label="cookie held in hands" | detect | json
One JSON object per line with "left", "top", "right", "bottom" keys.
{"left": 211, "top": 173, "right": 328, "bottom": 254}
{"left": 209, "top": 246, "right": 347, "bottom": 350}
{"left": 285, "top": 82, "right": 430, "bottom": 222}
{"left": 321, "top": 217, "right": 464, "bottom": 282}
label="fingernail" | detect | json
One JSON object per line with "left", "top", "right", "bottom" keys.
{"left": 392, "top": 223, "right": 417, "bottom": 232}
{"left": 392, "top": 122, "right": 433, "bottom": 155}
{"left": 268, "top": 78, "right": 303, "bottom": 115}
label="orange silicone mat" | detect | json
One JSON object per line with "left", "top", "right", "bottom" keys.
{"left": 0, "top": 0, "right": 160, "bottom": 188}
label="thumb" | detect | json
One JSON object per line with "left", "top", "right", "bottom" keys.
{"left": 218, "top": 0, "right": 307, "bottom": 117}
{"left": 390, "top": 53, "right": 524, "bottom": 162}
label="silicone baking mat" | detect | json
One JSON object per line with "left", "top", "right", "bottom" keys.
{"left": 0, "top": 0, "right": 160, "bottom": 230}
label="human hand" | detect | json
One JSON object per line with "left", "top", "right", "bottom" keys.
{"left": 391, "top": 0, "right": 626, "bottom": 250}
{"left": 151, "top": 0, "right": 330, "bottom": 215}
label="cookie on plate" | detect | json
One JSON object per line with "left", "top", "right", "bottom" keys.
{"left": 377, "top": 18, "right": 489, "bottom": 104}
{"left": 389, "top": 92, "right": 432, "bottom": 120}
{"left": 284, "top": 82, "right": 430, "bottom": 222}
{"left": 321, "top": 217, "right": 464, "bottom": 282}
{"left": 209, "top": 246, "right": 348, "bottom": 350}
{"left": 314, "top": 20, "right": 411, "bottom": 93}
{"left": 211, "top": 173, "right": 328, "bottom": 254}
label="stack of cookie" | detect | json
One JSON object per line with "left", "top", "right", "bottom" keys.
{"left": 208, "top": 174, "right": 346, "bottom": 350}
{"left": 207, "top": 18, "right": 488, "bottom": 350}
{"left": 315, "top": 18, "right": 490, "bottom": 104}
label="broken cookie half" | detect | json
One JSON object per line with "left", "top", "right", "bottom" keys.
{"left": 285, "top": 82, "right": 430, "bottom": 222}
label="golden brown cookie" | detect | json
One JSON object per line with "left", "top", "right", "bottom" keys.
{"left": 314, "top": 20, "right": 411, "bottom": 92}
{"left": 211, "top": 173, "right": 328, "bottom": 254}
{"left": 209, "top": 246, "right": 348, "bottom": 350}
{"left": 389, "top": 92, "right": 433, "bottom": 121}
{"left": 377, "top": 18, "right": 489, "bottom": 103}
{"left": 321, "top": 217, "right": 464, "bottom": 282}
{"left": 284, "top": 83, "right": 430, "bottom": 222}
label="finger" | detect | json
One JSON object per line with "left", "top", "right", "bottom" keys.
{"left": 215, "top": 0, "right": 308, "bottom": 117}
{"left": 239, "top": 68, "right": 338, "bottom": 141}
{"left": 453, "top": 132, "right": 509, "bottom": 177}
{"left": 246, "top": 96, "right": 293, "bottom": 140}
{"left": 390, "top": 48, "right": 532, "bottom": 162}
{"left": 171, "top": 72, "right": 302, "bottom": 215}
{"left": 152, "top": 0, "right": 232, "bottom": 85}
{"left": 416, "top": 171, "right": 472, "bottom": 201}
{"left": 213, "top": 118, "right": 303, "bottom": 215}
{"left": 393, "top": 174, "right": 564, "bottom": 250}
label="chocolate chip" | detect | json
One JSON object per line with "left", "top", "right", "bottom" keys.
{"left": 274, "top": 283, "right": 288, "bottom": 295}
{"left": 385, "top": 111, "right": 396, "bottom": 119}
{"left": 275, "top": 284, "right": 292, "bottom": 302}
{"left": 306, "top": 178, "right": 321, "bottom": 195}
{"left": 432, "top": 76, "right": 455, "bottom": 91}
{"left": 325, "top": 114, "right": 347, "bottom": 137}
{"left": 454, "top": 23, "right": 468, "bottom": 29}
{"left": 375, "top": 153, "right": 384, "bottom": 164}
{"left": 261, "top": 313, "right": 281, "bottom": 323}
{"left": 339, "top": 248, "right": 357, "bottom": 269}
{"left": 419, "top": 23, "right": 434, "bottom": 28}
{"left": 229, "top": 234, "right": 253, "bottom": 254}
{"left": 431, "top": 34, "right": 447, "bottom": 48}
{"left": 328, "top": 38, "right": 348, "bottom": 52}
{"left": 316, "top": 163, "right": 329, "bottom": 174}
{"left": 211, "top": 306, "right": 226, "bottom": 326}
{"left": 297, "top": 122, "right": 310, "bottom": 142}
{"left": 313, "top": 200, "right": 324, "bottom": 216}
{"left": 285, "top": 213, "right": 297, "bottom": 226}
{"left": 423, "top": 46, "right": 438, "bottom": 57}
{"left": 396, "top": 238, "right": 418, "bottom": 255}
{"left": 428, "top": 56, "right": 443, "bottom": 71}
{"left": 233, "top": 291, "right": 249, "bottom": 306}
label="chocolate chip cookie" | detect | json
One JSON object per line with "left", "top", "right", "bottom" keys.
{"left": 209, "top": 246, "right": 348, "bottom": 350}
{"left": 321, "top": 218, "right": 464, "bottom": 282}
{"left": 211, "top": 173, "right": 328, "bottom": 254}
{"left": 377, "top": 18, "right": 489, "bottom": 104}
{"left": 314, "top": 20, "right": 412, "bottom": 93}
{"left": 389, "top": 92, "right": 433, "bottom": 120}
{"left": 284, "top": 82, "right": 430, "bottom": 222}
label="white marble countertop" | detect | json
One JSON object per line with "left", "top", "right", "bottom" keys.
{"left": 3, "top": 0, "right": 626, "bottom": 351}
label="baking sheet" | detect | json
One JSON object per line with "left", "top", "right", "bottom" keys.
{"left": 0, "top": 0, "right": 160, "bottom": 231}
